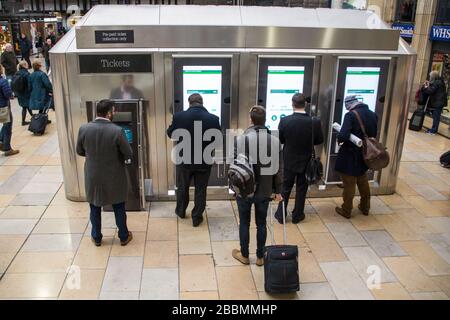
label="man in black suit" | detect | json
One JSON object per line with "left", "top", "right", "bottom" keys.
{"left": 274, "top": 93, "right": 324, "bottom": 224}
{"left": 167, "top": 93, "right": 221, "bottom": 227}
{"left": 335, "top": 95, "right": 378, "bottom": 219}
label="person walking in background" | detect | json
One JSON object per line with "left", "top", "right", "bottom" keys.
{"left": 35, "top": 32, "right": 43, "bottom": 58}
{"left": 1, "top": 43, "right": 19, "bottom": 83}
{"left": 0, "top": 76, "right": 19, "bottom": 156}
{"left": 166, "top": 93, "right": 221, "bottom": 227}
{"left": 335, "top": 95, "right": 378, "bottom": 219}
{"left": 274, "top": 93, "right": 324, "bottom": 224}
{"left": 13, "top": 61, "right": 33, "bottom": 126}
{"left": 42, "top": 38, "right": 53, "bottom": 73}
{"left": 76, "top": 99, "right": 133, "bottom": 247}
{"left": 18, "top": 33, "right": 32, "bottom": 69}
{"left": 232, "top": 106, "right": 283, "bottom": 267}
{"left": 28, "top": 60, "right": 53, "bottom": 123}
{"left": 422, "top": 70, "right": 448, "bottom": 135}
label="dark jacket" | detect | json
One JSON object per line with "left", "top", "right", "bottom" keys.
{"left": 167, "top": 105, "right": 221, "bottom": 170}
{"left": 0, "top": 77, "right": 12, "bottom": 107}
{"left": 16, "top": 67, "right": 31, "bottom": 108}
{"left": 109, "top": 86, "right": 144, "bottom": 100}
{"left": 235, "top": 125, "right": 283, "bottom": 197}
{"left": 278, "top": 112, "right": 324, "bottom": 173}
{"left": 423, "top": 78, "right": 447, "bottom": 110}
{"left": 28, "top": 70, "right": 53, "bottom": 110}
{"left": 335, "top": 103, "right": 378, "bottom": 177}
{"left": 76, "top": 119, "right": 133, "bottom": 207}
{"left": 18, "top": 37, "right": 32, "bottom": 56}
{"left": 1, "top": 51, "right": 18, "bottom": 76}
{"left": 42, "top": 43, "right": 52, "bottom": 61}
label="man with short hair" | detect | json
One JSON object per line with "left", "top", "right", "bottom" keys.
{"left": 42, "top": 38, "right": 52, "bottom": 73}
{"left": 167, "top": 93, "right": 221, "bottom": 227}
{"left": 274, "top": 93, "right": 324, "bottom": 224}
{"left": 18, "top": 33, "right": 32, "bottom": 70}
{"left": 232, "top": 105, "right": 283, "bottom": 267}
{"left": 1, "top": 43, "right": 19, "bottom": 82}
{"left": 335, "top": 95, "right": 378, "bottom": 219}
{"left": 76, "top": 99, "right": 133, "bottom": 246}
{"left": 422, "top": 70, "right": 448, "bottom": 135}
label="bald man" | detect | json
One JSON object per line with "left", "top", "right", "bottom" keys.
{"left": 1, "top": 43, "right": 19, "bottom": 81}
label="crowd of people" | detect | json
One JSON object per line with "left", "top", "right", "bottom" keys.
{"left": 0, "top": 32, "right": 54, "bottom": 157}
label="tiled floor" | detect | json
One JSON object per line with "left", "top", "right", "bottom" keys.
{"left": 0, "top": 99, "right": 449, "bottom": 300}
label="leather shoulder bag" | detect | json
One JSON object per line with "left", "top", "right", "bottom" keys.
{"left": 305, "top": 117, "right": 323, "bottom": 185}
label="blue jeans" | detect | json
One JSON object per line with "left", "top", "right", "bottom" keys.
{"left": 0, "top": 112, "right": 13, "bottom": 151}
{"left": 236, "top": 195, "right": 270, "bottom": 259}
{"left": 431, "top": 107, "right": 443, "bottom": 133}
{"left": 90, "top": 202, "right": 129, "bottom": 242}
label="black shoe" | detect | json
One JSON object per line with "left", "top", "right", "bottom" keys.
{"left": 22, "top": 121, "right": 30, "bottom": 126}
{"left": 193, "top": 217, "right": 204, "bottom": 227}
{"left": 335, "top": 207, "right": 351, "bottom": 219}
{"left": 358, "top": 204, "right": 369, "bottom": 216}
{"left": 47, "top": 119, "right": 52, "bottom": 124}
{"left": 175, "top": 212, "right": 186, "bottom": 219}
{"left": 292, "top": 214, "right": 305, "bottom": 224}
{"left": 91, "top": 237, "right": 101, "bottom": 247}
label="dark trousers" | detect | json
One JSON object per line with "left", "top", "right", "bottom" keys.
{"left": 236, "top": 195, "right": 270, "bottom": 259}
{"left": 0, "top": 112, "right": 13, "bottom": 151}
{"left": 275, "top": 167, "right": 308, "bottom": 220}
{"left": 45, "top": 59, "right": 50, "bottom": 73}
{"left": 340, "top": 173, "right": 371, "bottom": 214}
{"left": 90, "top": 202, "right": 129, "bottom": 242}
{"left": 22, "top": 107, "right": 32, "bottom": 123}
{"left": 21, "top": 55, "right": 32, "bottom": 70}
{"left": 175, "top": 165, "right": 211, "bottom": 221}
{"left": 431, "top": 107, "right": 443, "bottom": 133}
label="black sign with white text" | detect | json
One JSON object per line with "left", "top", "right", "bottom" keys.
{"left": 79, "top": 54, "right": 152, "bottom": 73}
{"left": 95, "top": 30, "right": 134, "bottom": 44}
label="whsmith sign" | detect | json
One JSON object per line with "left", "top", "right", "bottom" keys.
{"left": 392, "top": 23, "right": 414, "bottom": 39}
{"left": 79, "top": 54, "right": 152, "bottom": 73}
{"left": 430, "top": 25, "right": 450, "bottom": 42}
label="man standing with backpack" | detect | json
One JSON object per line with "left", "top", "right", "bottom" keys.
{"left": 231, "top": 106, "right": 283, "bottom": 267}
{"left": 422, "top": 71, "right": 448, "bottom": 135}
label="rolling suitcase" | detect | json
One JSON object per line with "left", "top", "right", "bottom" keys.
{"left": 28, "top": 108, "right": 49, "bottom": 136}
{"left": 440, "top": 151, "right": 450, "bottom": 168}
{"left": 264, "top": 201, "right": 300, "bottom": 294}
{"left": 409, "top": 98, "right": 429, "bottom": 132}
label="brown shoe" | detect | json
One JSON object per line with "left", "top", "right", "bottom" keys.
{"left": 4, "top": 149, "right": 19, "bottom": 157}
{"left": 335, "top": 207, "right": 351, "bottom": 219}
{"left": 232, "top": 249, "right": 249, "bottom": 265}
{"left": 358, "top": 204, "right": 369, "bottom": 216}
{"left": 256, "top": 257, "right": 264, "bottom": 267}
{"left": 120, "top": 231, "right": 133, "bottom": 246}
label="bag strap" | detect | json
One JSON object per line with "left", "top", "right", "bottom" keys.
{"left": 311, "top": 116, "right": 316, "bottom": 159}
{"left": 268, "top": 200, "right": 287, "bottom": 246}
{"left": 352, "top": 110, "right": 368, "bottom": 139}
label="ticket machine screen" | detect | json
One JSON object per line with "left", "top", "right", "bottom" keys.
{"left": 183, "top": 65, "right": 222, "bottom": 121}
{"left": 265, "top": 66, "right": 305, "bottom": 129}
{"left": 341, "top": 67, "right": 381, "bottom": 123}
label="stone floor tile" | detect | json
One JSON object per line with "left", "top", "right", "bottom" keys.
{"left": 149, "top": 202, "right": 176, "bottom": 218}
{"left": 326, "top": 222, "right": 367, "bottom": 247}
{"left": 110, "top": 232, "right": 146, "bottom": 257}
{"left": 343, "top": 246, "right": 397, "bottom": 283}
{"left": 144, "top": 240, "right": 178, "bottom": 268}
{"left": 404, "top": 196, "right": 450, "bottom": 217}
{"left": 59, "top": 269, "right": 105, "bottom": 300}
{"left": 180, "top": 291, "right": 219, "bottom": 300}
{"left": 206, "top": 201, "right": 234, "bottom": 217}
{"left": 258, "top": 291, "right": 299, "bottom": 300}
{"left": 350, "top": 214, "right": 384, "bottom": 231}
{"left": 208, "top": 216, "right": 239, "bottom": 242}
{"left": 0, "top": 273, "right": 66, "bottom": 299}
{"left": 410, "top": 292, "right": 449, "bottom": 300}
{"left": 270, "top": 223, "right": 307, "bottom": 247}
{"left": 0, "top": 252, "right": 15, "bottom": 273}
{"left": 303, "top": 233, "right": 347, "bottom": 263}
{"left": 126, "top": 212, "right": 149, "bottom": 232}
{"left": 178, "top": 214, "right": 209, "bottom": 232}
{"left": 0, "top": 235, "right": 27, "bottom": 253}
{"left": 140, "top": 268, "right": 178, "bottom": 300}
{"left": 426, "top": 217, "right": 450, "bottom": 234}
{"left": 0, "top": 195, "right": 15, "bottom": 207}
{"left": 179, "top": 255, "right": 217, "bottom": 292}
{"left": 8, "top": 251, "right": 74, "bottom": 273}
{"left": 432, "top": 275, "right": 450, "bottom": 297}
{"left": 312, "top": 201, "right": 349, "bottom": 223}
{"left": 11, "top": 193, "right": 55, "bottom": 206}
{"left": 395, "top": 179, "right": 419, "bottom": 197}
{"left": 99, "top": 291, "right": 139, "bottom": 300}
{"left": 216, "top": 266, "right": 258, "bottom": 300}
{"left": 297, "top": 213, "right": 328, "bottom": 233}
{"left": 399, "top": 241, "right": 450, "bottom": 276}
{"left": 297, "top": 282, "right": 337, "bottom": 300}
{"left": 368, "top": 197, "right": 394, "bottom": 215}
{"left": 178, "top": 228, "right": 212, "bottom": 255}
{"left": 42, "top": 205, "right": 88, "bottom": 219}
{"left": 299, "top": 247, "right": 327, "bottom": 283}
{"left": 383, "top": 256, "right": 441, "bottom": 293}
{"left": 147, "top": 218, "right": 177, "bottom": 241}
{"left": 370, "top": 282, "right": 412, "bottom": 300}
{"left": 423, "top": 233, "right": 450, "bottom": 264}
{"left": 101, "top": 257, "right": 143, "bottom": 292}
{"left": 396, "top": 209, "right": 440, "bottom": 235}
{"left": 361, "top": 230, "right": 407, "bottom": 257}
{"left": 374, "top": 215, "right": 422, "bottom": 242}
{"left": 320, "top": 261, "right": 374, "bottom": 300}
{"left": 0, "top": 219, "right": 38, "bottom": 235}
{"left": 250, "top": 264, "right": 265, "bottom": 292}
{"left": 409, "top": 185, "right": 448, "bottom": 201}
{"left": 212, "top": 241, "right": 242, "bottom": 267}
{"left": 22, "top": 234, "right": 82, "bottom": 252}
{"left": 20, "top": 182, "right": 62, "bottom": 195}
{"left": 73, "top": 236, "right": 113, "bottom": 269}
{"left": 33, "top": 218, "right": 88, "bottom": 234}
{"left": 378, "top": 194, "right": 414, "bottom": 210}
{"left": 0, "top": 206, "right": 47, "bottom": 219}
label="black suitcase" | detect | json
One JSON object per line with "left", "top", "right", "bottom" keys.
{"left": 28, "top": 109, "right": 49, "bottom": 135}
{"left": 409, "top": 108, "right": 425, "bottom": 131}
{"left": 264, "top": 201, "right": 300, "bottom": 294}
{"left": 440, "top": 151, "right": 450, "bottom": 168}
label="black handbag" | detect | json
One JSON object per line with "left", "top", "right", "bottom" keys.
{"left": 305, "top": 117, "right": 323, "bottom": 185}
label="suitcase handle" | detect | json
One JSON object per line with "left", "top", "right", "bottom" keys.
{"left": 269, "top": 199, "right": 287, "bottom": 246}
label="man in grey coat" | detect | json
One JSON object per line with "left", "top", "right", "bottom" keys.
{"left": 76, "top": 99, "right": 133, "bottom": 247}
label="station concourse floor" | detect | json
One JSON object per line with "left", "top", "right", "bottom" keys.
{"left": 0, "top": 99, "right": 449, "bottom": 300}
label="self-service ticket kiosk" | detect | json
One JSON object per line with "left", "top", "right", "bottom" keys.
{"left": 325, "top": 58, "right": 391, "bottom": 183}
{"left": 173, "top": 56, "right": 232, "bottom": 186}
{"left": 86, "top": 99, "right": 147, "bottom": 210}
